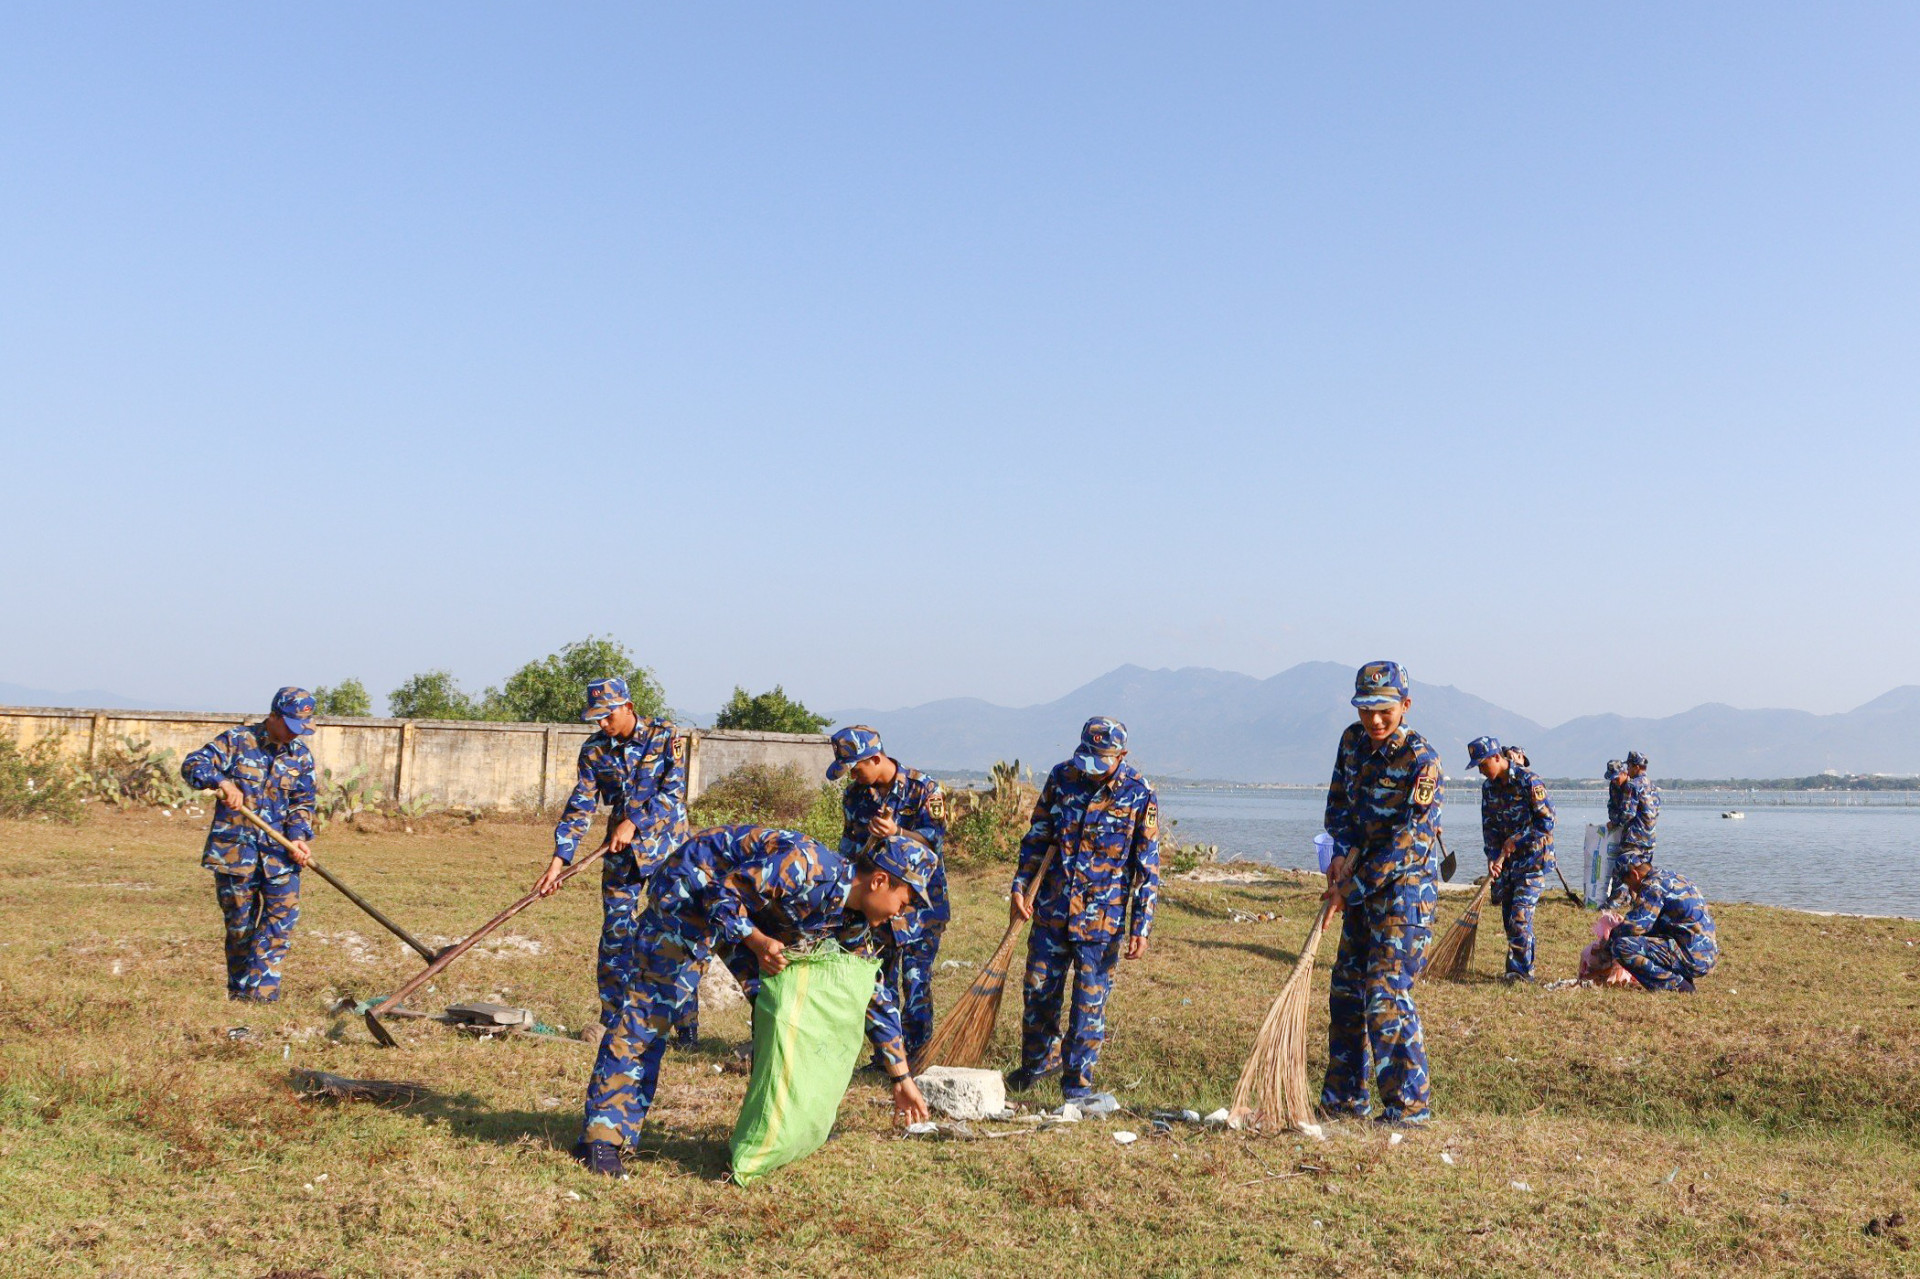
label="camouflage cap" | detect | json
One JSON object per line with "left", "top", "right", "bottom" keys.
{"left": 582, "top": 677, "right": 632, "bottom": 723}
{"left": 1351, "top": 661, "right": 1410, "bottom": 709}
{"left": 868, "top": 832, "right": 936, "bottom": 910}
{"left": 826, "top": 725, "right": 884, "bottom": 781}
{"left": 1465, "top": 735, "right": 1504, "bottom": 769}
{"left": 1616, "top": 845, "right": 1654, "bottom": 871}
{"left": 1072, "top": 717, "right": 1128, "bottom": 774}
{"left": 1626, "top": 750, "right": 1649, "bottom": 769}
{"left": 271, "top": 687, "right": 316, "bottom": 736}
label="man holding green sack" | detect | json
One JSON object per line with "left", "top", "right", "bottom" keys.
{"left": 575, "top": 824, "right": 935, "bottom": 1178}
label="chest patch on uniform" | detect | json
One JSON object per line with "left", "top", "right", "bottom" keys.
{"left": 1412, "top": 765, "right": 1439, "bottom": 806}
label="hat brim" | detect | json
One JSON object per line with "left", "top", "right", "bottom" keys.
{"left": 826, "top": 749, "right": 880, "bottom": 781}
{"left": 1351, "top": 694, "right": 1403, "bottom": 709}
{"left": 282, "top": 716, "right": 314, "bottom": 736}
{"left": 1072, "top": 751, "right": 1113, "bottom": 774}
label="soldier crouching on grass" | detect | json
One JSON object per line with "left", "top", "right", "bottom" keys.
{"left": 1320, "top": 661, "right": 1442, "bottom": 1126}
{"left": 531, "top": 677, "right": 692, "bottom": 1042}
{"left": 1005, "top": 716, "right": 1160, "bottom": 1110}
{"left": 1603, "top": 847, "right": 1719, "bottom": 993}
{"left": 180, "top": 687, "right": 318, "bottom": 1002}
{"left": 827, "top": 725, "right": 950, "bottom": 1067}
{"left": 573, "top": 824, "right": 934, "bottom": 1178}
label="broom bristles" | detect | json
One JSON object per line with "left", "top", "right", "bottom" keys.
{"left": 910, "top": 919, "right": 1023, "bottom": 1073}
{"left": 1424, "top": 877, "right": 1493, "bottom": 981}
{"left": 1229, "top": 899, "right": 1337, "bottom": 1134}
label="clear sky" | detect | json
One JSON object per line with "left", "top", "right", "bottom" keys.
{"left": 3, "top": 4, "right": 1917, "bottom": 725}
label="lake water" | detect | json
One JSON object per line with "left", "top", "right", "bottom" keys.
{"left": 1156, "top": 786, "right": 1920, "bottom": 918}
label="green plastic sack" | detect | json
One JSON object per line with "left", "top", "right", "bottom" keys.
{"left": 729, "top": 940, "right": 881, "bottom": 1186}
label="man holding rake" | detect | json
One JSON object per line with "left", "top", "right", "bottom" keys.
{"left": 531, "top": 677, "right": 691, "bottom": 1038}
{"left": 1320, "top": 661, "right": 1443, "bottom": 1126}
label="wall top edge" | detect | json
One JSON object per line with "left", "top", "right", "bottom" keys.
{"left": 0, "top": 705, "right": 830, "bottom": 743}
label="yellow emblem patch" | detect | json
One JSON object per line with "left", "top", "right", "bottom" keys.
{"left": 671, "top": 734, "right": 689, "bottom": 761}
{"left": 1531, "top": 783, "right": 1547, "bottom": 805}
{"left": 1144, "top": 800, "right": 1159, "bottom": 838}
{"left": 1411, "top": 765, "right": 1439, "bottom": 807}
{"left": 928, "top": 789, "right": 946, "bottom": 822}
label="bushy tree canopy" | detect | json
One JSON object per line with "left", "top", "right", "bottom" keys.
{"left": 386, "top": 670, "right": 480, "bottom": 720}
{"left": 313, "top": 678, "right": 372, "bottom": 717}
{"left": 712, "top": 685, "right": 832, "bottom": 734}
{"left": 482, "top": 636, "right": 667, "bottom": 723}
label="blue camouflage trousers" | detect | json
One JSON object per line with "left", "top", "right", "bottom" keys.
{"left": 1323, "top": 879, "right": 1436, "bottom": 1123}
{"left": 871, "top": 927, "right": 942, "bottom": 1067}
{"left": 581, "top": 912, "right": 708, "bottom": 1147}
{"left": 1609, "top": 934, "right": 1709, "bottom": 991}
{"left": 598, "top": 853, "right": 699, "bottom": 1041}
{"left": 1491, "top": 868, "right": 1546, "bottom": 978}
{"left": 1020, "top": 924, "right": 1123, "bottom": 1098}
{"left": 213, "top": 867, "right": 301, "bottom": 1000}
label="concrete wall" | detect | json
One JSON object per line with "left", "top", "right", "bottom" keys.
{"left": 0, "top": 705, "right": 833, "bottom": 810}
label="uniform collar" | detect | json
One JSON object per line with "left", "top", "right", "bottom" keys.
{"left": 1362, "top": 724, "right": 1409, "bottom": 757}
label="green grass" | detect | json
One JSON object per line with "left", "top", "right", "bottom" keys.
{"left": 2, "top": 811, "right": 1918, "bottom": 1276}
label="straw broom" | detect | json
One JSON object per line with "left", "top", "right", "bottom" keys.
{"left": 909, "top": 845, "right": 1056, "bottom": 1074}
{"left": 1229, "top": 896, "right": 1339, "bottom": 1135}
{"left": 1425, "top": 838, "right": 1496, "bottom": 982}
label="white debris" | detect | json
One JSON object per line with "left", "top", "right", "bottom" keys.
{"left": 905, "top": 1122, "right": 940, "bottom": 1136}
{"left": 566, "top": 1190, "right": 582, "bottom": 1201}
{"left": 1310, "top": 1219, "right": 1324, "bottom": 1230}
{"left": 1441, "top": 1152, "right": 1457, "bottom": 1166}
{"left": 913, "top": 1066, "right": 1007, "bottom": 1122}
{"left": 698, "top": 963, "right": 746, "bottom": 1014}
{"left": 1510, "top": 1180, "right": 1532, "bottom": 1192}
{"left": 1298, "top": 1121, "right": 1326, "bottom": 1142}
{"left": 938, "top": 959, "right": 977, "bottom": 971}
{"left": 1055, "top": 1103, "right": 1083, "bottom": 1123}
{"left": 1388, "top": 1132, "right": 1404, "bottom": 1147}
{"left": 1202, "top": 1108, "right": 1230, "bottom": 1126}
{"left": 1113, "top": 1131, "right": 1137, "bottom": 1145}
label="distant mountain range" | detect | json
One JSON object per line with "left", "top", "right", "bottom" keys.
{"left": 834, "top": 663, "right": 1920, "bottom": 782}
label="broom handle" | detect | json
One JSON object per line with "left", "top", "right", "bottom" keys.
{"left": 369, "top": 838, "right": 613, "bottom": 1017}
{"left": 229, "top": 802, "right": 441, "bottom": 963}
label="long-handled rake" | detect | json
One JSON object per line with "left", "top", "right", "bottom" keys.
{"left": 1229, "top": 896, "right": 1339, "bottom": 1134}
{"left": 230, "top": 802, "right": 442, "bottom": 963}
{"left": 909, "top": 845, "right": 1056, "bottom": 1074}
{"left": 363, "top": 839, "right": 612, "bottom": 1047}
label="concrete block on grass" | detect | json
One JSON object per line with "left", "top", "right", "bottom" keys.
{"left": 914, "top": 1066, "right": 1007, "bottom": 1121}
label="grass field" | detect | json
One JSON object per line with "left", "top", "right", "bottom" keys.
{"left": 3, "top": 809, "right": 1918, "bottom": 1277}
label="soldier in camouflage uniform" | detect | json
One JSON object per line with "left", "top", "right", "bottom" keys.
{"left": 1321, "top": 662, "right": 1442, "bottom": 1124}
{"left": 1605, "top": 847, "right": 1718, "bottom": 992}
{"left": 1467, "top": 735, "right": 1556, "bottom": 981}
{"left": 574, "top": 824, "right": 934, "bottom": 1176}
{"left": 180, "top": 687, "right": 319, "bottom": 1001}
{"left": 828, "top": 725, "right": 949, "bottom": 1064}
{"left": 1606, "top": 750, "right": 1660, "bottom": 911}
{"left": 531, "top": 677, "right": 690, "bottom": 1036}
{"left": 1006, "top": 717, "right": 1159, "bottom": 1104}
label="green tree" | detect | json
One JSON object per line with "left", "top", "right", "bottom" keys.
{"left": 480, "top": 636, "right": 667, "bottom": 723}
{"left": 386, "top": 670, "right": 480, "bottom": 720}
{"left": 312, "top": 678, "right": 372, "bottom": 717}
{"left": 712, "top": 685, "right": 833, "bottom": 734}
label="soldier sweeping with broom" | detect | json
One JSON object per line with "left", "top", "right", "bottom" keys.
{"left": 1320, "top": 662, "right": 1443, "bottom": 1126}
{"left": 1466, "top": 735, "right": 1556, "bottom": 983}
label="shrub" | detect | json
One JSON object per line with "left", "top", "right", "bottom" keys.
{"left": 0, "top": 734, "right": 83, "bottom": 822}
{"left": 712, "top": 686, "right": 832, "bottom": 734}
{"left": 387, "top": 670, "right": 482, "bottom": 720}
{"left": 691, "top": 764, "right": 844, "bottom": 844}
{"left": 82, "top": 735, "right": 195, "bottom": 809}
{"left": 313, "top": 678, "right": 373, "bottom": 717}
{"left": 943, "top": 759, "right": 1038, "bottom": 869}
{"left": 481, "top": 636, "right": 667, "bottom": 724}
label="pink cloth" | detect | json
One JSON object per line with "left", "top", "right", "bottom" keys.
{"left": 1578, "top": 914, "right": 1641, "bottom": 988}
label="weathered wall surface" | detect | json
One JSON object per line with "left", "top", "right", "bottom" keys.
{"left": 0, "top": 706, "right": 832, "bottom": 809}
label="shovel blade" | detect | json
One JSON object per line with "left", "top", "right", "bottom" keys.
{"left": 365, "top": 1011, "right": 399, "bottom": 1049}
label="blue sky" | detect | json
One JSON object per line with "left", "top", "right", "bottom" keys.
{"left": 3, "top": 4, "right": 1917, "bottom": 725}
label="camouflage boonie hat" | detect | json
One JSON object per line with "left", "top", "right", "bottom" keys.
{"left": 827, "top": 725, "right": 884, "bottom": 781}
{"left": 1465, "top": 736, "right": 1504, "bottom": 768}
{"left": 1626, "top": 750, "right": 1649, "bottom": 769}
{"left": 869, "top": 832, "right": 936, "bottom": 910}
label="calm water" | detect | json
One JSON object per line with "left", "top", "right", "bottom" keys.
{"left": 1157, "top": 786, "right": 1920, "bottom": 918}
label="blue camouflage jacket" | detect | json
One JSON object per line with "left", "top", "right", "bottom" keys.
{"left": 181, "top": 724, "right": 317, "bottom": 879}
{"left": 1324, "top": 723, "right": 1443, "bottom": 899}
{"left": 552, "top": 718, "right": 689, "bottom": 870}
{"left": 1480, "top": 763, "right": 1555, "bottom": 877}
{"left": 1012, "top": 760, "right": 1160, "bottom": 944}
{"left": 1616, "top": 868, "right": 1718, "bottom": 973}
{"left": 1618, "top": 776, "right": 1660, "bottom": 849}
{"left": 840, "top": 760, "right": 949, "bottom": 933}
{"left": 1606, "top": 777, "right": 1630, "bottom": 827}
{"left": 650, "top": 824, "right": 908, "bottom": 1070}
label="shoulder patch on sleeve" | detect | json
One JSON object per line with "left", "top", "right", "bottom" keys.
{"left": 926, "top": 786, "right": 946, "bottom": 822}
{"left": 1531, "top": 783, "right": 1547, "bottom": 804}
{"left": 1412, "top": 764, "right": 1439, "bottom": 807}
{"left": 671, "top": 733, "right": 689, "bottom": 761}
{"left": 1144, "top": 799, "right": 1158, "bottom": 839}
